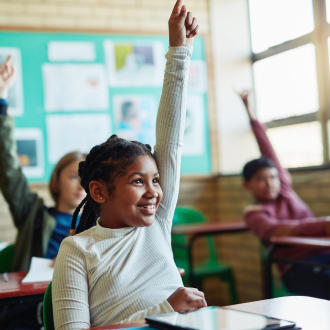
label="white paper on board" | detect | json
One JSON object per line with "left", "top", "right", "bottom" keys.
{"left": 14, "top": 128, "right": 44, "bottom": 178}
{"left": 22, "top": 257, "right": 54, "bottom": 283}
{"left": 46, "top": 113, "right": 111, "bottom": 164}
{"left": 48, "top": 41, "right": 96, "bottom": 62}
{"left": 0, "top": 47, "right": 24, "bottom": 116}
{"left": 188, "top": 60, "right": 208, "bottom": 93}
{"left": 182, "top": 95, "right": 205, "bottom": 156}
{"left": 42, "top": 64, "right": 109, "bottom": 111}
{"left": 103, "top": 40, "right": 165, "bottom": 87}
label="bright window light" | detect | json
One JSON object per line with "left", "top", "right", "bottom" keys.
{"left": 253, "top": 43, "right": 319, "bottom": 123}
{"left": 249, "top": 0, "right": 314, "bottom": 53}
{"left": 267, "top": 122, "right": 323, "bottom": 168}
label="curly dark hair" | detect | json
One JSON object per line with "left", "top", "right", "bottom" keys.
{"left": 70, "top": 135, "right": 156, "bottom": 235}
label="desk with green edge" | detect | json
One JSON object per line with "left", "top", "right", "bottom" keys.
{"left": 171, "top": 221, "right": 248, "bottom": 286}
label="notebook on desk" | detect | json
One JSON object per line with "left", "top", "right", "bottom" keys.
{"left": 145, "top": 306, "right": 299, "bottom": 330}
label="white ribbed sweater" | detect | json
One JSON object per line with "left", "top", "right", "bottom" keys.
{"left": 52, "top": 46, "right": 192, "bottom": 330}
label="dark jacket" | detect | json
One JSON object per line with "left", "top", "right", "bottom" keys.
{"left": 0, "top": 104, "right": 56, "bottom": 271}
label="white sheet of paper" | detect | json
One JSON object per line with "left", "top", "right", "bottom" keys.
{"left": 14, "top": 128, "right": 44, "bottom": 178}
{"left": 183, "top": 95, "right": 205, "bottom": 156}
{"left": 188, "top": 60, "right": 208, "bottom": 93}
{"left": 46, "top": 113, "right": 111, "bottom": 163}
{"left": 0, "top": 242, "right": 10, "bottom": 251}
{"left": 48, "top": 41, "right": 96, "bottom": 62}
{"left": 42, "top": 63, "right": 109, "bottom": 111}
{"left": 0, "top": 47, "right": 24, "bottom": 116}
{"left": 21, "top": 257, "right": 54, "bottom": 283}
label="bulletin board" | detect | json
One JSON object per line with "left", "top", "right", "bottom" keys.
{"left": 0, "top": 31, "right": 211, "bottom": 183}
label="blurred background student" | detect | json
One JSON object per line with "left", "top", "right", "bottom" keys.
{"left": 0, "top": 56, "right": 86, "bottom": 329}
{"left": 239, "top": 91, "right": 330, "bottom": 299}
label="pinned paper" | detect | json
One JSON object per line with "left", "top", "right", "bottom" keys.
{"left": 22, "top": 257, "right": 54, "bottom": 283}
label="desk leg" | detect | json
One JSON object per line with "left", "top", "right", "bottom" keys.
{"left": 188, "top": 236, "right": 197, "bottom": 288}
{"left": 264, "top": 245, "right": 276, "bottom": 299}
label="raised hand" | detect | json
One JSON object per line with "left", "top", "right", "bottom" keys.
{"left": 238, "top": 90, "right": 256, "bottom": 121}
{"left": 168, "top": 0, "right": 200, "bottom": 47}
{"left": 0, "top": 55, "right": 16, "bottom": 99}
{"left": 167, "top": 287, "right": 207, "bottom": 312}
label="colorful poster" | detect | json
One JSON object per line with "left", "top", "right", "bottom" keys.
{"left": 42, "top": 64, "right": 109, "bottom": 111}
{"left": 14, "top": 128, "right": 44, "bottom": 178}
{"left": 183, "top": 95, "right": 205, "bottom": 156}
{"left": 104, "top": 41, "right": 164, "bottom": 86}
{"left": 113, "top": 95, "right": 157, "bottom": 147}
{"left": 48, "top": 41, "right": 96, "bottom": 62}
{"left": 0, "top": 47, "right": 24, "bottom": 116}
{"left": 46, "top": 114, "right": 111, "bottom": 163}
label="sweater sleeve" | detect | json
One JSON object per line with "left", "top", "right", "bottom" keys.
{"left": 154, "top": 46, "right": 192, "bottom": 223}
{"left": 117, "top": 300, "right": 173, "bottom": 324}
{"left": 250, "top": 119, "right": 292, "bottom": 194}
{"left": 52, "top": 238, "right": 90, "bottom": 330}
{"left": 0, "top": 115, "right": 41, "bottom": 228}
{"left": 244, "top": 208, "right": 327, "bottom": 242}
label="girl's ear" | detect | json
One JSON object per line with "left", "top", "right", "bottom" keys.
{"left": 89, "top": 180, "right": 106, "bottom": 204}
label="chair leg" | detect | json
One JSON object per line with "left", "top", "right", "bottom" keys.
{"left": 220, "top": 270, "right": 238, "bottom": 305}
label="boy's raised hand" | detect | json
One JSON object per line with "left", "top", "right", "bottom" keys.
{"left": 0, "top": 55, "right": 16, "bottom": 99}
{"left": 169, "top": 0, "right": 200, "bottom": 47}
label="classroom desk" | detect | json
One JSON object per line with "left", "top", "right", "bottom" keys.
{"left": 0, "top": 271, "right": 49, "bottom": 306}
{"left": 171, "top": 222, "right": 248, "bottom": 286}
{"left": 87, "top": 296, "right": 330, "bottom": 330}
{"left": 264, "top": 236, "right": 330, "bottom": 299}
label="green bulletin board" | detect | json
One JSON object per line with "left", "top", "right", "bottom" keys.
{"left": 0, "top": 31, "right": 211, "bottom": 183}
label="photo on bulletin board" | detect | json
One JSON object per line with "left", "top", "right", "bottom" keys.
{"left": 104, "top": 40, "right": 165, "bottom": 87}
{"left": 42, "top": 63, "right": 109, "bottom": 111}
{"left": 183, "top": 95, "right": 205, "bottom": 156}
{"left": 113, "top": 95, "right": 157, "bottom": 147}
{"left": 46, "top": 113, "right": 112, "bottom": 164}
{"left": 0, "top": 47, "right": 24, "bottom": 116}
{"left": 14, "top": 128, "right": 44, "bottom": 178}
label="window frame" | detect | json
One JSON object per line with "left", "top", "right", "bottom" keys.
{"left": 248, "top": 0, "right": 330, "bottom": 166}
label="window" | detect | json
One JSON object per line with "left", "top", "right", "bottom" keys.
{"left": 249, "top": 0, "right": 330, "bottom": 168}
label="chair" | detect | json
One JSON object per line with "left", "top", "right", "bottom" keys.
{"left": 43, "top": 281, "right": 55, "bottom": 330}
{"left": 259, "top": 241, "right": 296, "bottom": 298}
{"left": 172, "top": 207, "right": 238, "bottom": 304}
{"left": 0, "top": 244, "right": 15, "bottom": 273}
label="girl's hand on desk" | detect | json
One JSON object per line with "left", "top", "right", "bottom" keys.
{"left": 0, "top": 55, "right": 16, "bottom": 99}
{"left": 167, "top": 287, "right": 207, "bottom": 312}
{"left": 168, "top": 0, "right": 200, "bottom": 47}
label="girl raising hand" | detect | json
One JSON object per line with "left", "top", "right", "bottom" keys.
{"left": 52, "top": 1, "right": 204, "bottom": 329}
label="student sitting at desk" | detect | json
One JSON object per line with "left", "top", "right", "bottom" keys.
{"left": 239, "top": 91, "right": 330, "bottom": 299}
{"left": 52, "top": 1, "right": 206, "bottom": 329}
{"left": 0, "top": 56, "right": 86, "bottom": 328}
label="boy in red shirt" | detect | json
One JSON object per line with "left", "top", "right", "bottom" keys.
{"left": 240, "top": 91, "right": 330, "bottom": 299}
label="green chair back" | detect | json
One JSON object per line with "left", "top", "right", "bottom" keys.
{"left": 0, "top": 244, "right": 15, "bottom": 273}
{"left": 43, "top": 281, "right": 55, "bottom": 330}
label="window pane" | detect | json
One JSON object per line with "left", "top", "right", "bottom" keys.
{"left": 267, "top": 122, "right": 323, "bottom": 168}
{"left": 253, "top": 43, "right": 319, "bottom": 123}
{"left": 249, "top": 0, "right": 314, "bottom": 53}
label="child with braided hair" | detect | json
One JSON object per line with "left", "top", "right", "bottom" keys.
{"left": 52, "top": 1, "right": 205, "bottom": 329}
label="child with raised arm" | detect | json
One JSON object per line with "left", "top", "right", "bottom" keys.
{"left": 239, "top": 91, "right": 330, "bottom": 299}
{"left": 0, "top": 56, "right": 86, "bottom": 329}
{"left": 52, "top": 2, "right": 206, "bottom": 329}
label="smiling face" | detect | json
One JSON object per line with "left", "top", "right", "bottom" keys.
{"left": 243, "top": 167, "right": 281, "bottom": 202}
{"left": 91, "top": 155, "right": 163, "bottom": 229}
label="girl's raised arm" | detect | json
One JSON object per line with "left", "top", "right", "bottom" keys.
{"left": 154, "top": 0, "right": 199, "bottom": 222}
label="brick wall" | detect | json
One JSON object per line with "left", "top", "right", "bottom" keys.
{"left": 0, "top": 0, "right": 209, "bottom": 33}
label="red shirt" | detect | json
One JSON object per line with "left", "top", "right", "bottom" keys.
{"left": 244, "top": 120, "right": 329, "bottom": 271}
